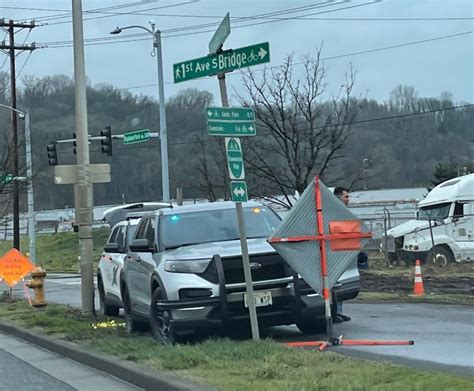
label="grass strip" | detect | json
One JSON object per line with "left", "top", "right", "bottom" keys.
{"left": 356, "top": 291, "right": 474, "bottom": 305}
{"left": 0, "top": 299, "right": 473, "bottom": 391}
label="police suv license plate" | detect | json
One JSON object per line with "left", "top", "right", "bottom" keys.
{"left": 244, "top": 290, "right": 272, "bottom": 308}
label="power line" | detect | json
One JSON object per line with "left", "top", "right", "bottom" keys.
{"left": 12, "top": 29, "right": 472, "bottom": 97}
{"left": 46, "top": 0, "right": 328, "bottom": 25}
{"left": 40, "top": 1, "right": 339, "bottom": 45}
{"left": 5, "top": 2, "right": 472, "bottom": 22}
{"left": 43, "top": 1, "right": 198, "bottom": 25}
{"left": 108, "top": 30, "right": 473, "bottom": 90}
{"left": 0, "top": 31, "right": 8, "bottom": 69}
{"left": 0, "top": 55, "right": 8, "bottom": 71}
{"left": 341, "top": 103, "right": 473, "bottom": 127}
{"left": 159, "top": 1, "right": 336, "bottom": 34}
{"left": 54, "top": 103, "right": 474, "bottom": 156}
{"left": 312, "top": 30, "right": 474, "bottom": 62}
{"left": 40, "top": 1, "right": 373, "bottom": 47}
{"left": 27, "top": 1, "right": 164, "bottom": 22}
{"left": 162, "top": 103, "right": 474, "bottom": 148}
{"left": 16, "top": 51, "right": 32, "bottom": 79}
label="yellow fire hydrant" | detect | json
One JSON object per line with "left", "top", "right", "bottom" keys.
{"left": 27, "top": 267, "right": 47, "bottom": 307}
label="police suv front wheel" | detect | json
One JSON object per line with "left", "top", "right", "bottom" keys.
{"left": 150, "top": 288, "right": 176, "bottom": 344}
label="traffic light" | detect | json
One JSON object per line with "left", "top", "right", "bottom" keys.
{"left": 72, "top": 133, "right": 77, "bottom": 155}
{"left": 100, "top": 126, "right": 113, "bottom": 156}
{"left": 46, "top": 142, "right": 58, "bottom": 166}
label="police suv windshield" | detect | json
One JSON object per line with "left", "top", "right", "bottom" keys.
{"left": 160, "top": 206, "right": 281, "bottom": 249}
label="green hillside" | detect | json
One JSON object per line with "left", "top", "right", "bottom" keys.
{"left": 0, "top": 227, "right": 110, "bottom": 272}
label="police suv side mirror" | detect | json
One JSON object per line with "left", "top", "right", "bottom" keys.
{"left": 129, "top": 238, "right": 154, "bottom": 252}
{"left": 104, "top": 243, "right": 121, "bottom": 253}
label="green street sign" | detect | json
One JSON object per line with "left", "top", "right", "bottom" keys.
{"left": 230, "top": 181, "right": 248, "bottom": 202}
{"left": 1, "top": 173, "right": 13, "bottom": 185}
{"left": 123, "top": 129, "right": 150, "bottom": 145}
{"left": 209, "top": 12, "right": 230, "bottom": 54}
{"left": 225, "top": 137, "right": 245, "bottom": 180}
{"left": 208, "top": 121, "right": 256, "bottom": 136}
{"left": 173, "top": 42, "right": 270, "bottom": 83}
{"left": 206, "top": 107, "right": 255, "bottom": 122}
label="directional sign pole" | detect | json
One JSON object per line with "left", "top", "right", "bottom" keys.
{"left": 218, "top": 68, "right": 259, "bottom": 341}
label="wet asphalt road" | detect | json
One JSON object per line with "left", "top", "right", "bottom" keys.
{"left": 3, "top": 274, "right": 473, "bottom": 377}
{"left": 268, "top": 302, "right": 474, "bottom": 376}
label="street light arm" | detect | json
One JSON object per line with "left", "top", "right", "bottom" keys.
{"left": 0, "top": 103, "right": 26, "bottom": 115}
{"left": 110, "top": 25, "right": 156, "bottom": 36}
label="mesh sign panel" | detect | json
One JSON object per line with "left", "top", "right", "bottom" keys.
{"left": 268, "top": 179, "right": 370, "bottom": 295}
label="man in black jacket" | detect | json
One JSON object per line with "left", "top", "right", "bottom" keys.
{"left": 333, "top": 186, "right": 353, "bottom": 323}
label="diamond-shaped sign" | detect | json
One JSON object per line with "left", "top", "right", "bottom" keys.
{"left": 0, "top": 248, "right": 35, "bottom": 287}
{"left": 268, "top": 179, "right": 371, "bottom": 296}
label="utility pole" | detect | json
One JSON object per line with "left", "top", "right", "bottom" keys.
{"left": 71, "top": 0, "right": 94, "bottom": 315}
{"left": 153, "top": 25, "right": 170, "bottom": 203}
{"left": 0, "top": 19, "right": 36, "bottom": 250}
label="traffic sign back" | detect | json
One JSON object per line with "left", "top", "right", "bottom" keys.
{"left": 0, "top": 248, "right": 35, "bottom": 287}
{"left": 209, "top": 12, "right": 230, "bottom": 54}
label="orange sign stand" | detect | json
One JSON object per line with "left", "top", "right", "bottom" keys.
{"left": 271, "top": 177, "right": 414, "bottom": 350}
{"left": 0, "top": 248, "right": 35, "bottom": 287}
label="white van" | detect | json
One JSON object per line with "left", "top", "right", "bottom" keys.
{"left": 383, "top": 174, "right": 474, "bottom": 266}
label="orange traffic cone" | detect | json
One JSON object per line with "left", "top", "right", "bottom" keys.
{"left": 413, "top": 260, "right": 425, "bottom": 296}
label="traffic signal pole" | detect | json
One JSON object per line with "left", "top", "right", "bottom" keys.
{"left": 72, "top": 0, "right": 94, "bottom": 315}
{"left": 24, "top": 112, "right": 36, "bottom": 264}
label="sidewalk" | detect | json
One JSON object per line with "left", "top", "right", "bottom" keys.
{"left": 0, "top": 321, "right": 213, "bottom": 391}
{"left": 0, "top": 332, "right": 140, "bottom": 390}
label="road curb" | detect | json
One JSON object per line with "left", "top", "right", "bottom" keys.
{"left": 0, "top": 321, "right": 214, "bottom": 391}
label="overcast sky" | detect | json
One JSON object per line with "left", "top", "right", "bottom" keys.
{"left": 1, "top": 0, "right": 473, "bottom": 106}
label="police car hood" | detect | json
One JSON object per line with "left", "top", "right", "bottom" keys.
{"left": 164, "top": 237, "right": 273, "bottom": 259}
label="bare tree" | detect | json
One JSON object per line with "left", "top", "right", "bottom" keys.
{"left": 192, "top": 134, "right": 230, "bottom": 201}
{"left": 237, "top": 48, "right": 358, "bottom": 207}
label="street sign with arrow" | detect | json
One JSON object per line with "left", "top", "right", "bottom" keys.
{"left": 1, "top": 173, "right": 14, "bottom": 185}
{"left": 206, "top": 106, "right": 256, "bottom": 136}
{"left": 230, "top": 180, "right": 248, "bottom": 202}
{"left": 173, "top": 42, "right": 270, "bottom": 83}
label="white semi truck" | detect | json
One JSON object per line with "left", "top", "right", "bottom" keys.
{"left": 383, "top": 174, "right": 474, "bottom": 266}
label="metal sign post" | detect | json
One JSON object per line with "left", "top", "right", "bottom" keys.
{"left": 172, "top": 13, "right": 268, "bottom": 340}
{"left": 217, "top": 72, "right": 259, "bottom": 341}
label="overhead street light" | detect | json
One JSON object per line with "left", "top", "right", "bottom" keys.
{"left": 0, "top": 103, "right": 36, "bottom": 263}
{"left": 110, "top": 21, "right": 170, "bottom": 203}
